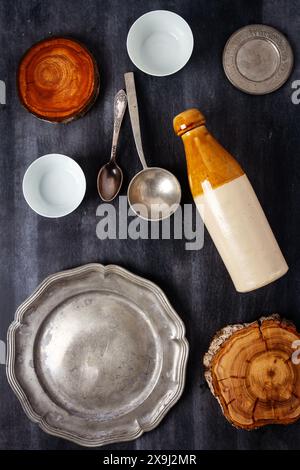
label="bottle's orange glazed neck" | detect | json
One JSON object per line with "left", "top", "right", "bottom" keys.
{"left": 174, "top": 109, "right": 244, "bottom": 198}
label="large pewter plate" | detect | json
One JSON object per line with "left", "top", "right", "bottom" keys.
{"left": 7, "top": 263, "right": 188, "bottom": 447}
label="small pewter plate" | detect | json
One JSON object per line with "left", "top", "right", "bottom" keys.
{"left": 223, "top": 24, "right": 293, "bottom": 95}
{"left": 7, "top": 264, "right": 188, "bottom": 447}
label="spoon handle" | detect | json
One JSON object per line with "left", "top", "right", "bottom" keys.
{"left": 110, "top": 89, "right": 128, "bottom": 161}
{"left": 124, "top": 72, "right": 148, "bottom": 169}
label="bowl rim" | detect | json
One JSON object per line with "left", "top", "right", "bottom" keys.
{"left": 22, "top": 153, "right": 86, "bottom": 218}
{"left": 126, "top": 9, "right": 194, "bottom": 77}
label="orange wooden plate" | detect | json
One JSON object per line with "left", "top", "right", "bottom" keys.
{"left": 18, "top": 37, "right": 99, "bottom": 123}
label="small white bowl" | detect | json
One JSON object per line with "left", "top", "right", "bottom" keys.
{"left": 23, "top": 153, "right": 86, "bottom": 218}
{"left": 127, "top": 10, "right": 194, "bottom": 76}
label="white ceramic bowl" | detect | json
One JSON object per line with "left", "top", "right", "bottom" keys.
{"left": 127, "top": 10, "right": 194, "bottom": 76}
{"left": 23, "top": 154, "right": 86, "bottom": 218}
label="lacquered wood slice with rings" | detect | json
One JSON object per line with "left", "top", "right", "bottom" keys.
{"left": 18, "top": 37, "right": 99, "bottom": 123}
{"left": 204, "top": 315, "right": 300, "bottom": 430}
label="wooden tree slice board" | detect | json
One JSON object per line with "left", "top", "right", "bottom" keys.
{"left": 18, "top": 37, "right": 99, "bottom": 123}
{"left": 204, "top": 315, "right": 300, "bottom": 429}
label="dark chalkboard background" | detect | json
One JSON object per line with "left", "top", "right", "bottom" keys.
{"left": 0, "top": 0, "right": 300, "bottom": 451}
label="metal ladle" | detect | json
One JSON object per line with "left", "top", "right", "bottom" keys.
{"left": 125, "top": 72, "right": 181, "bottom": 221}
{"left": 97, "top": 90, "right": 127, "bottom": 201}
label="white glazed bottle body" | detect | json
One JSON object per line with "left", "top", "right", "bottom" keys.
{"left": 195, "top": 174, "right": 288, "bottom": 292}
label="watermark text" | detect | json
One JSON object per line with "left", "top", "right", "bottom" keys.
{"left": 96, "top": 197, "right": 204, "bottom": 251}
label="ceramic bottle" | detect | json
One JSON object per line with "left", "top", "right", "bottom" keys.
{"left": 174, "top": 108, "right": 288, "bottom": 292}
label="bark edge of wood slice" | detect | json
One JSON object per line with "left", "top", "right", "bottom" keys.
{"left": 204, "top": 314, "right": 300, "bottom": 430}
{"left": 18, "top": 37, "right": 99, "bottom": 123}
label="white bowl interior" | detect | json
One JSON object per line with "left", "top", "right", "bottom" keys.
{"left": 127, "top": 10, "right": 194, "bottom": 76}
{"left": 23, "top": 154, "right": 86, "bottom": 217}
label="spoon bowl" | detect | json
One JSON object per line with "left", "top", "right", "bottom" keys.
{"left": 128, "top": 167, "right": 181, "bottom": 221}
{"left": 97, "top": 160, "right": 123, "bottom": 202}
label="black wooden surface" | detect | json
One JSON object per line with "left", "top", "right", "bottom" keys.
{"left": 0, "top": 0, "right": 299, "bottom": 450}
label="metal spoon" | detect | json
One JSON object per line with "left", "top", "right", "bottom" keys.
{"left": 97, "top": 89, "right": 127, "bottom": 201}
{"left": 125, "top": 72, "right": 181, "bottom": 221}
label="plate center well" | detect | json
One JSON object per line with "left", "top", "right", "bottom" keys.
{"left": 236, "top": 38, "right": 280, "bottom": 82}
{"left": 34, "top": 291, "right": 161, "bottom": 419}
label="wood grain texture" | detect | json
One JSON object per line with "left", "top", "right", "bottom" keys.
{"left": 18, "top": 37, "right": 99, "bottom": 122}
{"left": 204, "top": 315, "right": 300, "bottom": 429}
{"left": 0, "top": 0, "right": 300, "bottom": 451}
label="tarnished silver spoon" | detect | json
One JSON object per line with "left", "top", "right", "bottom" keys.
{"left": 97, "top": 90, "right": 127, "bottom": 201}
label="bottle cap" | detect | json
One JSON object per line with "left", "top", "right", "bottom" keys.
{"left": 173, "top": 108, "right": 206, "bottom": 136}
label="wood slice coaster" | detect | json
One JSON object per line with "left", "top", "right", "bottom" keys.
{"left": 204, "top": 315, "right": 300, "bottom": 429}
{"left": 18, "top": 37, "right": 99, "bottom": 123}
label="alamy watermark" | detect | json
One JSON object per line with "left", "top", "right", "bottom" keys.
{"left": 0, "top": 340, "right": 5, "bottom": 365}
{"left": 96, "top": 196, "right": 204, "bottom": 251}
{"left": 0, "top": 80, "right": 5, "bottom": 105}
{"left": 0, "top": 337, "right": 299, "bottom": 366}
{"left": 291, "top": 81, "right": 300, "bottom": 104}
{"left": 292, "top": 340, "right": 300, "bottom": 365}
